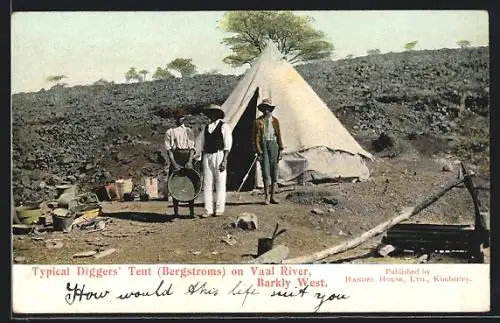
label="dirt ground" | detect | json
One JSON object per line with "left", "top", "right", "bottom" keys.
{"left": 12, "top": 153, "right": 489, "bottom": 265}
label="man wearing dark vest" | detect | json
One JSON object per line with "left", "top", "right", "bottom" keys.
{"left": 254, "top": 98, "right": 284, "bottom": 205}
{"left": 196, "top": 104, "right": 233, "bottom": 217}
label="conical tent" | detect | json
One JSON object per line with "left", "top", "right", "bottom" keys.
{"left": 195, "top": 42, "right": 372, "bottom": 189}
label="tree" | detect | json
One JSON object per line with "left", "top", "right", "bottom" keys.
{"left": 366, "top": 49, "right": 381, "bottom": 55}
{"left": 457, "top": 40, "right": 471, "bottom": 49}
{"left": 139, "top": 69, "right": 149, "bottom": 82}
{"left": 152, "top": 67, "right": 174, "bottom": 80}
{"left": 93, "top": 78, "right": 114, "bottom": 86}
{"left": 50, "top": 83, "right": 68, "bottom": 90}
{"left": 218, "top": 11, "right": 334, "bottom": 67}
{"left": 404, "top": 41, "right": 418, "bottom": 51}
{"left": 46, "top": 75, "right": 67, "bottom": 83}
{"left": 46, "top": 75, "right": 68, "bottom": 89}
{"left": 167, "top": 58, "right": 197, "bottom": 78}
{"left": 125, "top": 67, "right": 140, "bottom": 82}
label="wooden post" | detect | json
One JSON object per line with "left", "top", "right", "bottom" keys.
{"left": 283, "top": 175, "right": 467, "bottom": 264}
{"left": 460, "top": 163, "right": 487, "bottom": 261}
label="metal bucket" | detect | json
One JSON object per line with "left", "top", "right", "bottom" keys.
{"left": 115, "top": 179, "right": 133, "bottom": 200}
{"left": 16, "top": 206, "right": 42, "bottom": 225}
{"left": 168, "top": 168, "right": 202, "bottom": 202}
{"left": 257, "top": 238, "right": 274, "bottom": 256}
{"left": 53, "top": 211, "right": 76, "bottom": 232}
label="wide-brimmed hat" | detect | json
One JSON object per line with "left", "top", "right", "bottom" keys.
{"left": 203, "top": 104, "right": 225, "bottom": 119}
{"left": 173, "top": 107, "right": 187, "bottom": 119}
{"left": 257, "top": 98, "right": 275, "bottom": 112}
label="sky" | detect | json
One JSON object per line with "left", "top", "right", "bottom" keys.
{"left": 11, "top": 10, "right": 489, "bottom": 94}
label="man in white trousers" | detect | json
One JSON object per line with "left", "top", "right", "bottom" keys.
{"left": 197, "top": 104, "right": 233, "bottom": 217}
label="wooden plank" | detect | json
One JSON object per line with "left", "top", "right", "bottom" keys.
{"left": 390, "top": 223, "right": 474, "bottom": 231}
{"left": 389, "top": 230, "right": 473, "bottom": 236}
{"left": 284, "top": 175, "right": 467, "bottom": 264}
{"left": 386, "top": 238, "right": 471, "bottom": 245}
{"left": 386, "top": 232, "right": 473, "bottom": 240}
{"left": 248, "top": 245, "right": 289, "bottom": 264}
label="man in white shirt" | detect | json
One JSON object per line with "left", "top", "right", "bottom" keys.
{"left": 165, "top": 108, "right": 196, "bottom": 218}
{"left": 196, "top": 104, "right": 233, "bottom": 217}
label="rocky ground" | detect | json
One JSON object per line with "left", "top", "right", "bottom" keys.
{"left": 11, "top": 47, "right": 490, "bottom": 264}
{"left": 12, "top": 153, "right": 489, "bottom": 264}
{"left": 12, "top": 47, "right": 489, "bottom": 205}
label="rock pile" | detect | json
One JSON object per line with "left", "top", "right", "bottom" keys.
{"left": 12, "top": 47, "right": 489, "bottom": 204}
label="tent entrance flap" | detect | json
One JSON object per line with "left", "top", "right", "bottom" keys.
{"left": 226, "top": 88, "right": 259, "bottom": 191}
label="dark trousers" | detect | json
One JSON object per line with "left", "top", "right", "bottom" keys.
{"left": 260, "top": 140, "right": 279, "bottom": 185}
{"left": 167, "top": 149, "right": 195, "bottom": 217}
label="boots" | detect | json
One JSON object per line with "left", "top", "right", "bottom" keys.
{"left": 270, "top": 182, "right": 279, "bottom": 204}
{"left": 263, "top": 182, "right": 270, "bottom": 205}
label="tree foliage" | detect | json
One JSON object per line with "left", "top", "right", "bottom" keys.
{"left": 152, "top": 67, "right": 174, "bottom": 80}
{"left": 457, "top": 40, "right": 471, "bottom": 49}
{"left": 218, "top": 11, "right": 334, "bottom": 67}
{"left": 138, "top": 69, "right": 149, "bottom": 82}
{"left": 167, "top": 58, "right": 197, "bottom": 78}
{"left": 125, "top": 67, "right": 141, "bottom": 82}
{"left": 46, "top": 75, "right": 67, "bottom": 83}
{"left": 404, "top": 41, "right": 418, "bottom": 51}
{"left": 50, "top": 83, "right": 68, "bottom": 90}
{"left": 366, "top": 49, "right": 381, "bottom": 55}
{"left": 93, "top": 78, "right": 115, "bottom": 86}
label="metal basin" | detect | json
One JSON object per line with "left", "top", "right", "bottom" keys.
{"left": 168, "top": 168, "right": 202, "bottom": 202}
{"left": 16, "top": 206, "right": 42, "bottom": 225}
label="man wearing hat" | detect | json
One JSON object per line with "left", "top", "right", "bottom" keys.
{"left": 254, "top": 98, "right": 284, "bottom": 205}
{"left": 165, "top": 107, "right": 196, "bottom": 218}
{"left": 196, "top": 104, "right": 233, "bottom": 217}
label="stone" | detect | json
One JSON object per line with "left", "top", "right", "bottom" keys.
{"left": 311, "top": 208, "right": 324, "bottom": 215}
{"left": 322, "top": 197, "right": 338, "bottom": 205}
{"left": 62, "top": 156, "right": 74, "bottom": 164}
{"left": 378, "top": 244, "right": 396, "bottom": 257}
{"left": 73, "top": 251, "right": 98, "bottom": 258}
{"left": 45, "top": 240, "right": 64, "bottom": 249}
{"left": 221, "top": 234, "right": 237, "bottom": 246}
{"left": 21, "top": 176, "right": 31, "bottom": 187}
{"left": 434, "top": 157, "right": 454, "bottom": 172}
{"left": 94, "top": 248, "right": 116, "bottom": 259}
{"left": 14, "top": 256, "right": 27, "bottom": 263}
{"left": 234, "top": 212, "right": 258, "bottom": 230}
{"left": 66, "top": 175, "right": 77, "bottom": 183}
{"left": 417, "top": 254, "right": 429, "bottom": 263}
{"left": 248, "top": 245, "right": 289, "bottom": 264}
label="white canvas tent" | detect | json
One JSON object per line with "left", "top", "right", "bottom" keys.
{"left": 195, "top": 42, "right": 372, "bottom": 189}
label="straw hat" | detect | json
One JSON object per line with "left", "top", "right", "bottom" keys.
{"left": 257, "top": 98, "right": 275, "bottom": 112}
{"left": 203, "top": 104, "right": 225, "bottom": 119}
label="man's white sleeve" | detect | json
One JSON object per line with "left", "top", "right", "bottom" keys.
{"left": 164, "top": 130, "right": 173, "bottom": 151}
{"left": 222, "top": 123, "right": 233, "bottom": 152}
{"left": 195, "top": 128, "right": 205, "bottom": 160}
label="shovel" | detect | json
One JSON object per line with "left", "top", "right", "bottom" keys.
{"left": 236, "top": 153, "right": 259, "bottom": 201}
{"left": 257, "top": 223, "right": 287, "bottom": 256}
